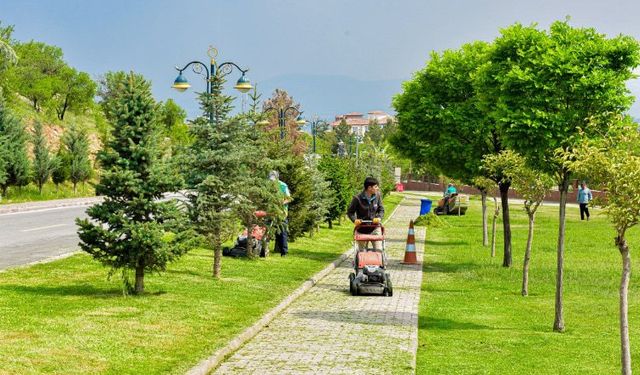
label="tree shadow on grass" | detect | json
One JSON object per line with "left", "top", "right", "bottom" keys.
{"left": 425, "top": 239, "right": 468, "bottom": 247}
{"left": 165, "top": 268, "right": 208, "bottom": 278}
{"left": 425, "top": 262, "right": 479, "bottom": 274}
{"left": 291, "top": 248, "right": 347, "bottom": 262}
{"left": 421, "top": 316, "right": 493, "bottom": 331}
{"left": 0, "top": 283, "right": 126, "bottom": 299}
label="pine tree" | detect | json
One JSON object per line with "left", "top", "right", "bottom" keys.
{"left": 184, "top": 94, "right": 283, "bottom": 276}
{"left": 51, "top": 145, "right": 69, "bottom": 191}
{"left": 305, "top": 156, "right": 333, "bottom": 236}
{"left": 0, "top": 97, "right": 29, "bottom": 196}
{"left": 197, "top": 73, "right": 234, "bottom": 126}
{"left": 77, "top": 72, "right": 189, "bottom": 294}
{"left": 32, "top": 120, "right": 58, "bottom": 193}
{"left": 61, "top": 124, "right": 92, "bottom": 193}
{"left": 318, "top": 156, "right": 353, "bottom": 228}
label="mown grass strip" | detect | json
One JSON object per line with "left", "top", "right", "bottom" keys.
{"left": 416, "top": 194, "right": 640, "bottom": 374}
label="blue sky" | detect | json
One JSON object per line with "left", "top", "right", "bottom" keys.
{"left": 3, "top": 0, "right": 640, "bottom": 120}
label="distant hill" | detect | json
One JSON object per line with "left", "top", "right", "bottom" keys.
{"left": 254, "top": 74, "right": 404, "bottom": 120}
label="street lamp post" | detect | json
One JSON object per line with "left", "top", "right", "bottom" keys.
{"left": 355, "top": 134, "right": 363, "bottom": 166}
{"left": 172, "top": 46, "right": 253, "bottom": 124}
{"left": 309, "top": 118, "right": 328, "bottom": 154}
{"left": 258, "top": 105, "right": 306, "bottom": 140}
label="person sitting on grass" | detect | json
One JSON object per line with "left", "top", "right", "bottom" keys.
{"left": 347, "top": 177, "right": 385, "bottom": 251}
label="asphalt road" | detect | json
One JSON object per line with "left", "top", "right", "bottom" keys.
{"left": 0, "top": 205, "right": 89, "bottom": 271}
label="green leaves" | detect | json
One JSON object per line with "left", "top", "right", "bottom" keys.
{"left": 79, "top": 72, "right": 187, "bottom": 294}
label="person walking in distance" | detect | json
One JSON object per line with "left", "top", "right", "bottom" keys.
{"left": 347, "top": 177, "right": 385, "bottom": 251}
{"left": 269, "top": 170, "right": 292, "bottom": 256}
{"left": 577, "top": 182, "right": 592, "bottom": 221}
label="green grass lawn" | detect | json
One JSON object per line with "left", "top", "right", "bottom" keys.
{"left": 417, "top": 194, "right": 640, "bottom": 374}
{"left": 0, "top": 181, "right": 96, "bottom": 204}
{"left": 0, "top": 193, "right": 402, "bottom": 374}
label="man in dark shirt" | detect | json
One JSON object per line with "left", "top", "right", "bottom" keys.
{"left": 347, "top": 177, "right": 385, "bottom": 251}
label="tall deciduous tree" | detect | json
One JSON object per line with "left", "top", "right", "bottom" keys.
{"left": 52, "top": 66, "right": 96, "bottom": 120}
{"left": 263, "top": 89, "right": 306, "bottom": 155}
{"left": 156, "top": 98, "right": 191, "bottom": 149}
{"left": 392, "top": 41, "right": 513, "bottom": 264}
{"left": 8, "top": 41, "right": 65, "bottom": 112}
{"left": 365, "top": 118, "right": 384, "bottom": 146}
{"left": 483, "top": 21, "right": 640, "bottom": 332}
{"left": 31, "top": 120, "right": 58, "bottom": 193}
{"left": 566, "top": 124, "right": 640, "bottom": 374}
{"left": 77, "top": 72, "right": 189, "bottom": 294}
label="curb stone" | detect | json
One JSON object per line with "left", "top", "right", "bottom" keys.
{"left": 0, "top": 197, "right": 103, "bottom": 215}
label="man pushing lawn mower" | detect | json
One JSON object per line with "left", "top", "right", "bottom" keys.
{"left": 347, "top": 177, "right": 393, "bottom": 296}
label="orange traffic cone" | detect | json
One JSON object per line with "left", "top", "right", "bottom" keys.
{"left": 401, "top": 220, "right": 418, "bottom": 265}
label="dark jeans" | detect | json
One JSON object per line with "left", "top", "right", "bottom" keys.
{"left": 275, "top": 219, "right": 289, "bottom": 255}
{"left": 579, "top": 203, "right": 590, "bottom": 220}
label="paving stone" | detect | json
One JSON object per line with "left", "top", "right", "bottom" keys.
{"left": 214, "top": 196, "right": 425, "bottom": 375}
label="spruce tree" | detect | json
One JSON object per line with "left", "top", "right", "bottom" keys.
{"left": 77, "top": 72, "right": 189, "bottom": 294}
{"left": 61, "top": 124, "right": 92, "bottom": 193}
{"left": 305, "top": 156, "right": 333, "bottom": 236}
{"left": 0, "top": 97, "right": 30, "bottom": 196}
{"left": 184, "top": 82, "right": 283, "bottom": 276}
{"left": 32, "top": 120, "right": 58, "bottom": 193}
{"left": 51, "top": 145, "right": 69, "bottom": 191}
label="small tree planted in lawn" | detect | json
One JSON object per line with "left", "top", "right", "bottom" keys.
{"left": 77, "top": 73, "right": 189, "bottom": 294}
{"left": 496, "top": 150, "right": 554, "bottom": 296}
{"left": 565, "top": 125, "right": 640, "bottom": 375}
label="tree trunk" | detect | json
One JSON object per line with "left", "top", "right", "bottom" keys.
{"left": 134, "top": 263, "right": 144, "bottom": 294}
{"left": 327, "top": 219, "right": 333, "bottom": 229}
{"left": 522, "top": 213, "right": 534, "bottom": 296}
{"left": 553, "top": 175, "right": 569, "bottom": 332}
{"left": 58, "top": 96, "right": 69, "bottom": 121}
{"left": 246, "top": 225, "right": 256, "bottom": 258}
{"left": 499, "top": 181, "right": 512, "bottom": 267}
{"left": 213, "top": 236, "right": 222, "bottom": 278}
{"left": 482, "top": 190, "right": 488, "bottom": 247}
{"left": 73, "top": 182, "right": 77, "bottom": 194}
{"left": 491, "top": 196, "right": 499, "bottom": 258}
{"left": 617, "top": 234, "right": 631, "bottom": 375}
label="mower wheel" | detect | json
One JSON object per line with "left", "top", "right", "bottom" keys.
{"left": 386, "top": 277, "right": 393, "bottom": 297}
{"left": 349, "top": 273, "right": 358, "bottom": 296}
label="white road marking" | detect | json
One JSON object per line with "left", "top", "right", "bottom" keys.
{"left": 21, "top": 224, "right": 69, "bottom": 232}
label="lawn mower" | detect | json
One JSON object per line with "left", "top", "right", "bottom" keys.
{"left": 348, "top": 220, "right": 393, "bottom": 297}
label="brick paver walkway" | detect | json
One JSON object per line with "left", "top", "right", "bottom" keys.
{"left": 214, "top": 196, "right": 425, "bottom": 374}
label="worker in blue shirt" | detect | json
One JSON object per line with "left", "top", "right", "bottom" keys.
{"left": 577, "top": 182, "right": 592, "bottom": 221}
